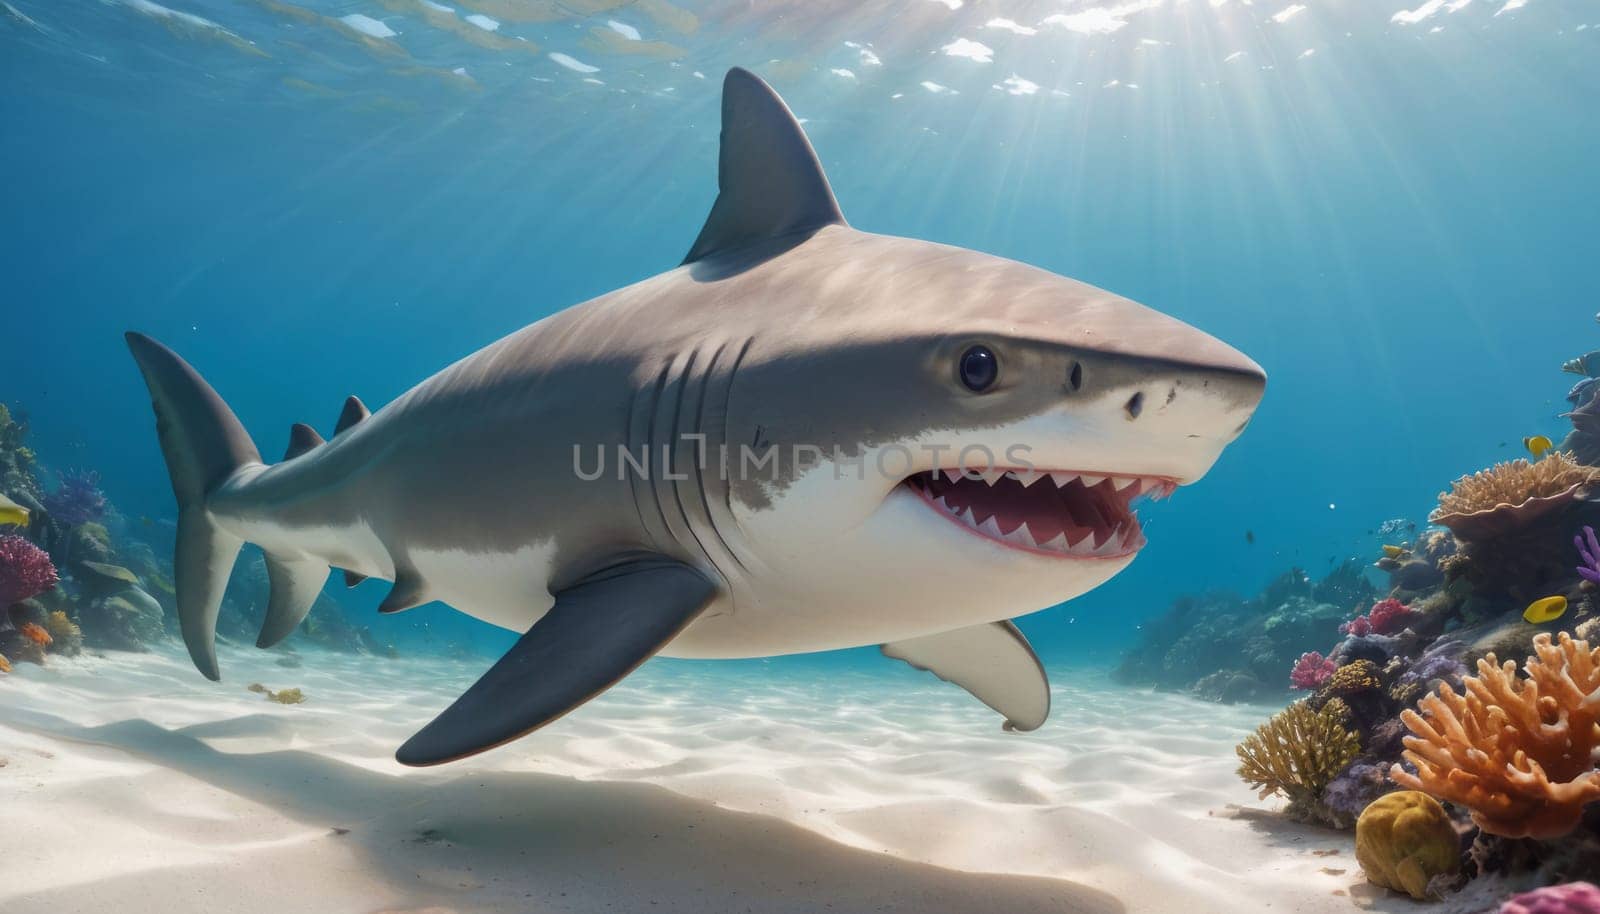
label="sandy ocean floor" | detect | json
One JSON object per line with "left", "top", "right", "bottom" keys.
{"left": 0, "top": 642, "right": 1501, "bottom": 914}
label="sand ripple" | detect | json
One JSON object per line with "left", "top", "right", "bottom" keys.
{"left": 0, "top": 642, "right": 1445, "bottom": 913}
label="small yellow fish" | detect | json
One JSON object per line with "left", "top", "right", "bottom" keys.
{"left": 0, "top": 492, "right": 29, "bottom": 528}
{"left": 1524, "top": 595, "right": 1568, "bottom": 624}
{"left": 1381, "top": 544, "right": 1406, "bottom": 559}
{"left": 1524, "top": 435, "right": 1555, "bottom": 458}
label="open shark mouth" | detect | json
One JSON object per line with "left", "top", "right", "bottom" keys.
{"left": 903, "top": 469, "right": 1175, "bottom": 559}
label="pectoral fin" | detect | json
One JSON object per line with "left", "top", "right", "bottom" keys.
{"left": 396, "top": 558, "right": 718, "bottom": 766}
{"left": 882, "top": 621, "right": 1050, "bottom": 732}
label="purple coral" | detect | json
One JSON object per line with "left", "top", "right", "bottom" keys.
{"left": 1577, "top": 526, "right": 1600, "bottom": 585}
{"left": 0, "top": 534, "right": 59, "bottom": 606}
{"left": 42, "top": 469, "right": 106, "bottom": 526}
{"left": 1323, "top": 762, "right": 1392, "bottom": 824}
{"left": 1397, "top": 639, "right": 1469, "bottom": 696}
{"left": 1499, "top": 882, "right": 1600, "bottom": 914}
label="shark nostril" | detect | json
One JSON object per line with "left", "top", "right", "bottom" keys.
{"left": 1068, "top": 361, "right": 1083, "bottom": 392}
{"left": 1125, "top": 392, "right": 1144, "bottom": 420}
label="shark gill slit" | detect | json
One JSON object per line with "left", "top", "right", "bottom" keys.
{"left": 661, "top": 348, "right": 722, "bottom": 575}
{"left": 632, "top": 363, "right": 676, "bottom": 549}
{"left": 719, "top": 337, "right": 754, "bottom": 523}
{"left": 688, "top": 341, "right": 750, "bottom": 577}
{"left": 645, "top": 355, "right": 695, "bottom": 554}
{"left": 621, "top": 371, "right": 655, "bottom": 541}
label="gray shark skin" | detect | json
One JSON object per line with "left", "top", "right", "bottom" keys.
{"left": 127, "top": 68, "right": 1266, "bottom": 767}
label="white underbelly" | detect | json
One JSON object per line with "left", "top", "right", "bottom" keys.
{"left": 407, "top": 543, "right": 558, "bottom": 632}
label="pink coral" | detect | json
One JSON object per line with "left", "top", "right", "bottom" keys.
{"left": 0, "top": 534, "right": 58, "bottom": 606}
{"left": 1341, "top": 616, "right": 1373, "bottom": 637}
{"left": 1289, "top": 651, "right": 1337, "bottom": 690}
{"left": 1341, "top": 598, "right": 1416, "bottom": 637}
{"left": 1499, "top": 882, "right": 1600, "bottom": 914}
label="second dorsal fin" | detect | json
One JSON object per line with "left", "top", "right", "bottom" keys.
{"left": 682, "top": 68, "right": 845, "bottom": 265}
{"left": 284, "top": 423, "right": 325, "bottom": 460}
{"left": 336, "top": 395, "right": 370, "bottom": 434}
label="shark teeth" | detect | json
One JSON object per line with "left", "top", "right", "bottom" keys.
{"left": 906, "top": 466, "right": 1167, "bottom": 560}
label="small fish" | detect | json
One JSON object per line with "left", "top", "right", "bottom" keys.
{"left": 0, "top": 492, "right": 29, "bottom": 528}
{"left": 1524, "top": 435, "right": 1555, "bottom": 458}
{"left": 1381, "top": 544, "right": 1406, "bottom": 559}
{"left": 1523, "top": 595, "right": 1568, "bottom": 624}
{"left": 1245, "top": 530, "right": 1254, "bottom": 544}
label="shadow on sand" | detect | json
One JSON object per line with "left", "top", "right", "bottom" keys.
{"left": 3, "top": 707, "right": 1123, "bottom": 914}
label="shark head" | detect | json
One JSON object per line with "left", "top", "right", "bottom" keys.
{"left": 664, "top": 69, "right": 1265, "bottom": 655}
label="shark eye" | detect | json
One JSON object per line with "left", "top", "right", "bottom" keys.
{"left": 958, "top": 345, "right": 999, "bottom": 392}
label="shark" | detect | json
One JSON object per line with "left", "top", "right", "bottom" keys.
{"left": 126, "top": 68, "right": 1266, "bottom": 767}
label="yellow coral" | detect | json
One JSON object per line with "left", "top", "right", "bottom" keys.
{"left": 44, "top": 611, "right": 81, "bottom": 653}
{"left": 1354, "top": 791, "right": 1460, "bottom": 901}
{"left": 1326, "top": 660, "right": 1382, "bottom": 696}
{"left": 1392, "top": 632, "right": 1600, "bottom": 838}
{"left": 1237, "top": 699, "right": 1361, "bottom": 816}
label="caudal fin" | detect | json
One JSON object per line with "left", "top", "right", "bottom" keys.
{"left": 125, "top": 332, "right": 261, "bottom": 680}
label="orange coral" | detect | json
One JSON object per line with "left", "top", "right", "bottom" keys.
{"left": 1392, "top": 632, "right": 1600, "bottom": 838}
{"left": 19, "top": 622, "right": 52, "bottom": 647}
{"left": 0, "top": 653, "right": 10, "bottom": 673}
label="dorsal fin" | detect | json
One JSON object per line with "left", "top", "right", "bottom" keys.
{"left": 335, "top": 395, "right": 370, "bottom": 435}
{"left": 682, "top": 68, "right": 845, "bottom": 265}
{"left": 284, "top": 423, "right": 324, "bottom": 460}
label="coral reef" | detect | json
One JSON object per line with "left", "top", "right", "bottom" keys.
{"left": 1432, "top": 455, "right": 1600, "bottom": 602}
{"left": 1498, "top": 882, "right": 1600, "bottom": 914}
{"left": 1578, "top": 527, "right": 1600, "bottom": 585}
{"left": 0, "top": 533, "right": 58, "bottom": 607}
{"left": 0, "top": 404, "right": 41, "bottom": 504}
{"left": 1324, "top": 660, "right": 1383, "bottom": 697}
{"left": 1354, "top": 790, "right": 1461, "bottom": 900}
{"left": 1393, "top": 633, "right": 1600, "bottom": 839}
{"left": 1432, "top": 455, "right": 1600, "bottom": 540}
{"left": 80, "top": 587, "right": 166, "bottom": 652}
{"left": 1562, "top": 395, "right": 1600, "bottom": 467}
{"left": 41, "top": 469, "right": 106, "bottom": 527}
{"left": 1289, "top": 651, "right": 1336, "bottom": 690}
{"left": 1325, "top": 762, "right": 1397, "bottom": 827}
{"left": 1114, "top": 564, "right": 1371, "bottom": 702}
{"left": 44, "top": 610, "right": 82, "bottom": 656}
{"left": 1236, "top": 698, "right": 1361, "bottom": 826}
{"left": 1341, "top": 598, "right": 1418, "bottom": 637}
{"left": 19, "top": 621, "right": 51, "bottom": 648}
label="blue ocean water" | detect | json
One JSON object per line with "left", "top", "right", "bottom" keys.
{"left": 3, "top": 0, "right": 1596, "bottom": 668}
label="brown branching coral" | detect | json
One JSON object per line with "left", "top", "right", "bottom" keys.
{"left": 1238, "top": 698, "right": 1362, "bottom": 823}
{"left": 1392, "top": 632, "right": 1600, "bottom": 839}
{"left": 1431, "top": 454, "right": 1600, "bottom": 540}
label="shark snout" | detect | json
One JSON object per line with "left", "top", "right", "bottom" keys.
{"left": 1086, "top": 353, "right": 1265, "bottom": 484}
